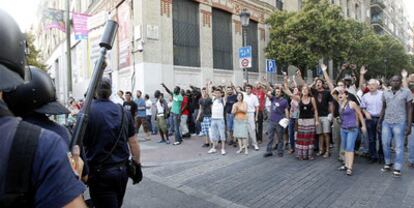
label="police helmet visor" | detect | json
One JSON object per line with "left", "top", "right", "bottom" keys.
{"left": 34, "top": 100, "right": 70, "bottom": 115}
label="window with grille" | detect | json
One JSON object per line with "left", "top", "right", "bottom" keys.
{"left": 173, "top": 0, "right": 200, "bottom": 67}
{"left": 246, "top": 21, "right": 258, "bottom": 72}
{"left": 212, "top": 9, "right": 233, "bottom": 70}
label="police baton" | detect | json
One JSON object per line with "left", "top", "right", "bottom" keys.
{"left": 70, "top": 20, "right": 118, "bottom": 149}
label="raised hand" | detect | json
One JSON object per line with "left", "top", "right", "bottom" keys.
{"left": 401, "top": 69, "right": 408, "bottom": 78}
{"left": 350, "top": 64, "right": 357, "bottom": 70}
{"left": 360, "top": 65, "right": 368, "bottom": 75}
{"left": 321, "top": 64, "right": 328, "bottom": 72}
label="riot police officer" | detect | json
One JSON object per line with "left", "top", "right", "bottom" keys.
{"left": 83, "top": 77, "right": 141, "bottom": 208}
{"left": 0, "top": 9, "right": 86, "bottom": 207}
{"left": 4, "top": 66, "right": 72, "bottom": 143}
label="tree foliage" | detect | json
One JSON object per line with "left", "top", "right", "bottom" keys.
{"left": 25, "top": 32, "right": 47, "bottom": 71}
{"left": 266, "top": 0, "right": 411, "bottom": 77}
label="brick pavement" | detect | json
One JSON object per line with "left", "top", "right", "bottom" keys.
{"left": 122, "top": 133, "right": 414, "bottom": 208}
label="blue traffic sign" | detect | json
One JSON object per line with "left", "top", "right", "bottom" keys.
{"left": 239, "top": 46, "right": 252, "bottom": 59}
{"left": 266, "top": 59, "right": 277, "bottom": 73}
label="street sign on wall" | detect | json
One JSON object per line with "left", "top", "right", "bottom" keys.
{"left": 239, "top": 46, "right": 252, "bottom": 68}
{"left": 266, "top": 59, "right": 277, "bottom": 74}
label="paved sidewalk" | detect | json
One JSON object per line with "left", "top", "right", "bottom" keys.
{"left": 122, "top": 133, "right": 414, "bottom": 208}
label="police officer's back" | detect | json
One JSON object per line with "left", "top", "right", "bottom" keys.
{"left": 83, "top": 77, "right": 141, "bottom": 208}
{"left": 0, "top": 9, "right": 86, "bottom": 208}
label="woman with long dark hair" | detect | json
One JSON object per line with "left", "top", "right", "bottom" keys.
{"left": 283, "top": 76, "right": 319, "bottom": 160}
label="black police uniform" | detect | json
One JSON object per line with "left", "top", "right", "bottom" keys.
{"left": 84, "top": 98, "right": 135, "bottom": 208}
{"left": 0, "top": 9, "right": 85, "bottom": 207}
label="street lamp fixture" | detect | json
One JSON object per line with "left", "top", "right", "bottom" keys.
{"left": 240, "top": 9, "right": 250, "bottom": 27}
{"left": 240, "top": 9, "right": 250, "bottom": 82}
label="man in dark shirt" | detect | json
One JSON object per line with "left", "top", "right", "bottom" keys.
{"left": 123, "top": 91, "right": 137, "bottom": 118}
{"left": 225, "top": 86, "right": 237, "bottom": 146}
{"left": 311, "top": 78, "right": 333, "bottom": 158}
{"left": 264, "top": 88, "right": 289, "bottom": 157}
{"left": 83, "top": 78, "right": 141, "bottom": 207}
{"left": 197, "top": 87, "right": 213, "bottom": 147}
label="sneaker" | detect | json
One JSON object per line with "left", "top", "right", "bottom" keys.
{"left": 245, "top": 149, "right": 249, "bottom": 155}
{"left": 392, "top": 170, "right": 401, "bottom": 177}
{"left": 208, "top": 148, "right": 217, "bottom": 154}
{"left": 198, "top": 133, "right": 205, "bottom": 137}
{"left": 202, "top": 143, "right": 210, "bottom": 148}
{"left": 381, "top": 164, "right": 392, "bottom": 172}
{"left": 338, "top": 166, "right": 347, "bottom": 171}
{"left": 346, "top": 169, "right": 353, "bottom": 176}
{"left": 254, "top": 145, "right": 259, "bottom": 151}
{"left": 173, "top": 141, "right": 181, "bottom": 145}
{"left": 263, "top": 152, "right": 273, "bottom": 158}
{"left": 221, "top": 149, "right": 226, "bottom": 155}
{"left": 165, "top": 140, "right": 171, "bottom": 144}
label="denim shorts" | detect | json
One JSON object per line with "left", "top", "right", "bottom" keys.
{"left": 209, "top": 119, "right": 226, "bottom": 142}
{"left": 340, "top": 127, "right": 359, "bottom": 152}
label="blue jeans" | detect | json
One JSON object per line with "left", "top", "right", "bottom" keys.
{"left": 409, "top": 125, "right": 414, "bottom": 164}
{"left": 192, "top": 110, "right": 201, "bottom": 134}
{"left": 226, "top": 113, "right": 234, "bottom": 133}
{"left": 288, "top": 118, "right": 297, "bottom": 151}
{"left": 366, "top": 117, "right": 383, "bottom": 160}
{"left": 267, "top": 121, "right": 285, "bottom": 154}
{"left": 172, "top": 113, "right": 182, "bottom": 142}
{"left": 168, "top": 115, "right": 174, "bottom": 134}
{"left": 340, "top": 128, "right": 359, "bottom": 152}
{"left": 381, "top": 121, "right": 406, "bottom": 171}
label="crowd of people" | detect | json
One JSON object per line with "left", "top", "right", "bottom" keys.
{"left": 117, "top": 63, "right": 414, "bottom": 177}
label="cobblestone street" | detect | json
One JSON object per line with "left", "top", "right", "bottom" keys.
{"left": 122, "top": 135, "right": 414, "bottom": 208}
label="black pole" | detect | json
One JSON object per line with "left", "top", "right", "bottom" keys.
{"left": 65, "top": 0, "right": 72, "bottom": 99}
{"left": 70, "top": 20, "right": 119, "bottom": 149}
{"left": 242, "top": 26, "right": 248, "bottom": 83}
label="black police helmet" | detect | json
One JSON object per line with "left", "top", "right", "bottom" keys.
{"left": 4, "top": 66, "right": 70, "bottom": 116}
{"left": 0, "top": 9, "right": 26, "bottom": 91}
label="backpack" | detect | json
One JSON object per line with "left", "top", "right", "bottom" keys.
{"left": 0, "top": 115, "right": 41, "bottom": 207}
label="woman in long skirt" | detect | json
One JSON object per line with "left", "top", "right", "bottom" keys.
{"left": 283, "top": 74, "right": 319, "bottom": 160}
{"left": 232, "top": 92, "right": 249, "bottom": 154}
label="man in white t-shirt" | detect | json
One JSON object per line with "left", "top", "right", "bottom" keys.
{"left": 242, "top": 84, "right": 260, "bottom": 150}
{"left": 208, "top": 88, "right": 226, "bottom": 155}
{"left": 145, "top": 94, "right": 154, "bottom": 135}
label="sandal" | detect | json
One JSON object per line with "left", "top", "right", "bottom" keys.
{"left": 323, "top": 152, "right": 330, "bottom": 158}
{"left": 346, "top": 169, "right": 352, "bottom": 176}
{"left": 316, "top": 151, "right": 325, "bottom": 156}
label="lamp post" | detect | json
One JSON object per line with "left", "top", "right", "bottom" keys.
{"left": 240, "top": 9, "right": 250, "bottom": 83}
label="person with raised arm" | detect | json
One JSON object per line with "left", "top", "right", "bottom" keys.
{"left": 283, "top": 73, "right": 319, "bottom": 160}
